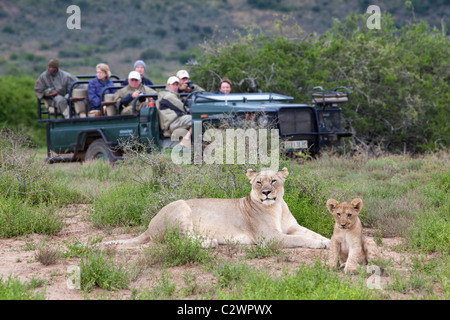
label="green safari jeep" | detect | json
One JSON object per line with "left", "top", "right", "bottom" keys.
{"left": 37, "top": 79, "right": 351, "bottom": 163}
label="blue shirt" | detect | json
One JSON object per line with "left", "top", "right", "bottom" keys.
{"left": 88, "top": 77, "right": 116, "bottom": 110}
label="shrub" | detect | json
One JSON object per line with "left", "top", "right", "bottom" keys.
{"left": 217, "top": 260, "right": 379, "bottom": 299}
{"left": 35, "top": 246, "right": 61, "bottom": 266}
{"left": 0, "top": 197, "right": 64, "bottom": 237}
{"left": 142, "top": 225, "right": 214, "bottom": 267}
{"left": 0, "top": 128, "right": 85, "bottom": 206}
{"left": 192, "top": 13, "right": 449, "bottom": 154}
{"left": 80, "top": 250, "right": 130, "bottom": 292}
{"left": 90, "top": 182, "right": 150, "bottom": 228}
{"left": 140, "top": 48, "right": 163, "bottom": 60}
{"left": 0, "top": 276, "right": 45, "bottom": 300}
{"left": 0, "top": 76, "right": 44, "bottom": 145}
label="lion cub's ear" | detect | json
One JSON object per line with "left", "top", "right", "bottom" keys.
{"left": 246, "top": 169, "right": 258, "bottom": 181}
{"left": 351, "top": 198, "right": 363, "bottom": 213}
{"left": 326, "top": 198, "right": 339, "bottom": 214}
{"left": 277, "top": 167, "right": 289, "bottom": 180}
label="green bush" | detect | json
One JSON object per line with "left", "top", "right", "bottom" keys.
{"left": 143, "top": 225, "right": 214, "bottom": 267}
{"left": 0, "top": 276, "right": 45, "bottom": 300}
{"left": 0, "top": 197, "right": 64, "bottom": 238}
{"left": 192, "top": 13, "right": 449, "bottom": 154}
{"left": 90, "top": 182, "right": 151, "bottom": 228}
{"left": 80, "top": 250, "right": 131, "bottom": 292}
{"left": 0, "top": 128, "right": 86, "bottom": 206}
{"left": 217, "top": 260, "right": 379, "bottom": 299}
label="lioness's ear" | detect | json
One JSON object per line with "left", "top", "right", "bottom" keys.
{"left": 277, "top": 167, "right": 289, "bottom": 179}
{"left": 326, "top": 198, "right": 339, "bottom": 214}
{"left": 246, "top": 169, "right": 258, "bottom": 181}
{"left": 351, "top": 198, "right": 363, "bottom": 213}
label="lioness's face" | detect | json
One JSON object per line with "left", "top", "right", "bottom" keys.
{"left": 326, "top": 198, "right": 362, "bottom": 230}
{"left": 246, "top": 168, "right": 288, "bottom": 206}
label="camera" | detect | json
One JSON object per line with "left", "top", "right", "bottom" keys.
{"left": 186, "top": 80, "right": 194, "bottom": 91}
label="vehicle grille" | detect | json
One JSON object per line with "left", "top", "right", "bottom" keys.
{"left": 278, "top": 108, "right": 314, "bottom": 134}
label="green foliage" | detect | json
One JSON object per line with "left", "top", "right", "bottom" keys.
{"left": 0, "top": 197, "right": 64, "bottom": 238}
{"left": 283, "top": 165, "right": 334, "bottom": 238}
{"left": 0, "top": 276, "right": 45, "bottom": 300}
{"left": 0, "top": 75, "right": 46, "bottom": 146}
{"left": 90, "top": 182, "right": 150, "bottom": 228}
{"left": 407, "top": 210, "right": 450, "bottom": 254}
{"left": 0, "top": 128, "right": 86, "bottom": 206}
{"left": 80, "top": 250, "right": 131, "bottom": 292}
{"left": 217, "top": 260, "right": 379, "bottom": 299}
{"left": 140, "top": 48, "right": 163, "bottom": 60}
{"left": 247, "top": 0, "right": 290, "bottom": 12}
{"left": 244, "top": 236, "right": 284, "bottom": 259}
{"left": 142, "top": 225, "right": 214, "bottom": 267}
{"left": 192, "top": 13, "right": 449, "bottom": 153}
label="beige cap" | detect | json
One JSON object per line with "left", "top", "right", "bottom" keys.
{"left": 128, "top": 71, "right": 141, "bottom": 80}
{"left": 176, "top": 70, "right": 189, "bottom": 79}
{"left": 167, "top": 76, "right": 180, "bottom": 85}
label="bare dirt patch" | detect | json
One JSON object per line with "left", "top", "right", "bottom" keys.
{"left": 0, "top": 204, "right": 418, "bottom": 300}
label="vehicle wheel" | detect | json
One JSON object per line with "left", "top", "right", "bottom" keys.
{"left": 85, "top": 139, "right": 115, "bottom": 163}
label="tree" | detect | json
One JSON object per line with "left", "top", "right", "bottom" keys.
{"left": 192, "top": 13, "right": 449, "bottom": 153}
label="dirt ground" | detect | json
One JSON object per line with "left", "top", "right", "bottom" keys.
{"left": 0, "top": 204, "right": 416, "bottom": 300}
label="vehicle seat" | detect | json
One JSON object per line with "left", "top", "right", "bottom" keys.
{"left": 102, "top": 93, "right": 117, "bottom": 116}
{"left": 71, "top": 88, "right": 90, "bottom": 117}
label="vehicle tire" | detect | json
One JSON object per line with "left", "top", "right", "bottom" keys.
{"left": 85, "top": 139, "right": 115, "bottom": 163}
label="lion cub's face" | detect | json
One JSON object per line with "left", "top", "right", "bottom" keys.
{"left": 246, "top": 167, "right": 288, "bottom": 206}
{"left": 326, "top": 198, "right": 362, "bottom": 230}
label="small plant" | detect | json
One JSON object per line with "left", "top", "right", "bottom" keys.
{"left": 244, "top": 236, "right": 284, "bottom": 259}
{"left": 35, "top": 246, "right": 61, "bottom": 266}
{"left": 142, "top": 225, "right": 214, "bottom": 267}
{"left": 0, "top": 198, "right": 64, "bottom": 238}
{"left": 214, "top": 261, "right": 250, "bottom": 289}
{"left": 134, "top": 270, "right": 177, "bottom": 300}
{"left": 80, "top": 250, "right": 130, "bottom": 292}
{"left": 223, "top": 237, "right": 241, "bottom": 258}
{"left": 0, "top": 276, "right": 45, "bottom": 300}
{"left": 62, "top": 237, "right": 100, "bottom": 258}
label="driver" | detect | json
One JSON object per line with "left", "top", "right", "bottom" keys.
{"left": 157, "top": 76, "right": 192, "bottom": 147}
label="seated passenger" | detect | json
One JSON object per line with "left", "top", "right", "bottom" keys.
{"left": 158, "top": 76, "right": 192, "bottom": 147}
{"left": 34, "top": 58, "right": 78, "bottom": 118}
{"left": 122, "top": 60, "right": 154, "bottom": 86}
{"left": 87, "top": 63, "right": 116, "bottom": 112}
{"left": 214, "top": 77, "right": 232, "bottom": 94}
{"left": 176, "top": 69, "right": 205, "bottom": 95}
{"left": 112, "top": 71, "right": 157, "bottom": 115}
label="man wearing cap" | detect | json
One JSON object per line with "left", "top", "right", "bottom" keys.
{"left": 157, "top": 76, "right": 192, "bottom": 146}
{"left": 113, "top": 71, "right": 157, "bottom": 115}
{"left": 176, "top": 69, "right": 205, "bottom": 95}
{"left": 34, "top": 59, "right": 78, "bottom": 118}
{"left": 122, "top": 60, "right": 154, "bottom": 87}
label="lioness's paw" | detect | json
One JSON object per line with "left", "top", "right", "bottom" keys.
{"left": 322, "top": 239, "right": 331, "bottom": 249}
{"left": 201, "top": 238, "right": 218, "bottom": 249}
{"left": 344, "top": 265, "right": 358, "bottom": 274}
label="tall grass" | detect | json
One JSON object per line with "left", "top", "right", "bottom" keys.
{"left": 216, "top": 261, "right": 380, "bottom": 300}
{"left": 299, "top": 152, "right": 450, "bottom": 253}
{"left": 0, "top": 276, "right": 45, "bottom": 300}
{"left": 0, "top": 129, "right": 87, "bottom": 237}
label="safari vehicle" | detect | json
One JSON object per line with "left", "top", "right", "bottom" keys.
{"left": 37, "top": 76, "right": 352, "bottom": 163}
{"left": 187, "top": 86, "right": 352, "bottom": 155}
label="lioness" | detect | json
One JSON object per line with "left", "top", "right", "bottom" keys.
{"left": 326, "top": 198, "right": 381, "bottom": 273}
{"left": 102, "top": 168, "right": 330, "bottom": 249}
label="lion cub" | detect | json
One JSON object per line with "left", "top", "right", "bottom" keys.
{"left": 326, "top": 198, "right": 380, "bottom": 274}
